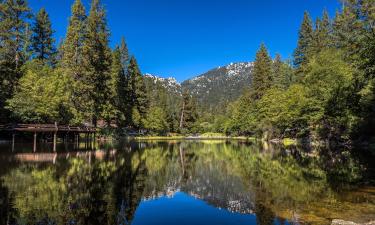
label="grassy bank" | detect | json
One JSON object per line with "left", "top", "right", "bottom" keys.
{"left": 132, "top": 133, "right": 256, "bottom": 141}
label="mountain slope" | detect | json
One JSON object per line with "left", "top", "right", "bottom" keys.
{"left": 181, "top": 62, "right": 253, "bottom": 112}
{"left": 144, "top": 74, "right": 181, "bottom": 95}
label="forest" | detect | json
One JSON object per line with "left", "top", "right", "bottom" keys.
{"left": 0, "top": 0, "right": 374, "bottom": 145}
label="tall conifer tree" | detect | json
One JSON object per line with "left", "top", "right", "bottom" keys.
{"left": 312, "top": 10, "right": 332, "bottom": 52}
{"left": 293, "top": 11, "right": 314, "bottom": 68}
{"left": 272, "top": 54, "right": 284, "bottom": 89}
{"left": 127, "top": 56, "right": 148, "bottom": 128}
{"left": 31, "top": 8, "right": 56, "bottom": 63}
{"left": 251, "top": 43, "right": 273, "bottom": 100}
{"left": 60, "top": 0, "right": 87, "bottom": 124}
{"left": 106, "top": 43, "right": 129, "bottom": 127}
{"left": 333, "top": 4, "right": 363, "bottom": 58}
{"left": 0, "top": 0, "right": 31, "bottom": 122}
{"left": 82, "top": 0, "right": 112, "bottom": 126}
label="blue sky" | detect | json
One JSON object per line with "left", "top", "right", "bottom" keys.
{"left": 28, "top": 0, "right": 341, "bottom": 82}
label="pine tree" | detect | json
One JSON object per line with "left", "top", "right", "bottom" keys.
{"left": 60, "top": 0, "right": 87, "bottom": 124}
{"left": 119, "top": 37, "right": 129, "bottom": 71}
{"left": 179, "top": 91, "right": 198, "bottom": 132}
{"left": 82, "top": 0, "right": 112, "bottom": 127}
{"left": 272, "top": 54, "right": 285, "bottom": 89}
{"left": 333, "top": 4, "right": 364, "bottom": 58}
{"left": 293, "top": 11, "right": 314, "bottom": 68}
{"left": 251, "top": 43, "right": 273, "bottom": 100}
{"left": 312, "top": 10, "right": 332, "bottom": 52}
{"left": 0, "top": 0, "right": 31, "bottom": 122}
{"left": 31, "top": 8, "right": 56, "bottom": 64}
{"left": 106, "top": 43, "right": 128, "bottom": 127}
{"left": 23, "top": 23, "right": 33, "bottom": 61}
{"left": 127, "top": 56, "right": 148, "bottom": 128}
{"left": 118, "top": 37, "right": 132, "bottom": 125}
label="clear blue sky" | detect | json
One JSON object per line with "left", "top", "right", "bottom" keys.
{"left": 28, "top": 0, "right": 341, "bottom": 82}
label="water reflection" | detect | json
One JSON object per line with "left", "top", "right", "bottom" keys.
{"left": 0, "top": 140, "right": 374, "bottom": 225}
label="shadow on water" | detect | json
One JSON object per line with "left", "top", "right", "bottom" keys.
{"left": 0, "top": 139, "right": 374, "bottom": 225}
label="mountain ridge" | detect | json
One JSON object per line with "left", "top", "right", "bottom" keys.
{"left": 144, "top": 61, "right": 253, "bottom": 112}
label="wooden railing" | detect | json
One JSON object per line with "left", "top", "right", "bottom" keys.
{"left": 0, "top": 123, "right": 96, "bottom": 133}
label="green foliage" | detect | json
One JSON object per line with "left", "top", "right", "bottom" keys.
{"left": 31, "top": 8, "right": 56, "bottom": 64}
{"left": 222, "top": 4, "right": 375, "bottom": 144}
{"left": 143, "top": 75, "right": 181, "bottom": 132}
{"left": 6, "top": 60, "right": 72, "bottom": 123}
{"left": 126, "top": 56, "right": 149, "bottom": 128}
{"left": 293, "top": 11, "right": 314, "bottom": 68}
{"left": 143, "top": 106, "right": 168, "bottom": 134}
{"left": 256, "top": 85, "right": 313, "bottom": 137}
{"left": 81, "top": 0, "right": 112, "bottom": 126}
{"left": 251, "top": 43, "right": 273, "bottom": 100}
{"left": 272, "top": 54, "right": 294, "bottom": 89}
{"left": 0, "top": 0, "right": 31, "bottom": 122}
{"left": 179, "top": 91, "right": 198, "bottom": 133}
{"left": 60, "top": 0, "right": 87, "bottom": 124}
{"left": 303, "top": 49, "right": 355, "bottom": 140}
{"left": 312, "top": 10, "right": 333, "bottom": 52}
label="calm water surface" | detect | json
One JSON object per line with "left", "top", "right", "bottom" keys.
{"left": 0, "top": 140, "right": 374, "bottom": 225}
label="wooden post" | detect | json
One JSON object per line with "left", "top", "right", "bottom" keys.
{"left": 53, "top": 122, "right": 58, "bottom": 152}
{"left": 74, "top": 134, "right": 77, "bottom": 149}
{"left": 53, "top": 132, "right": 57, "bottom": 152}
{"left": 93, "top": 133, "right": 96, "bottom": 150}
{"left": 12, "top": 133, "right": 15, "bottom": 152}
{"left": 89, "top": 133, "right": 92, "bottom": 150}
{"left": 33, "top": 132, "right": 37, "bottom": 152}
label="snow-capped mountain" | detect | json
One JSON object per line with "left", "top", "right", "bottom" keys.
{"left": 144, "top": 73, "right": 181, "bottom": 94}
{"left": 181, "top": 62, "right": 253, "bottom": 111}
{"left": 143, "top": 62, "right": 253, "bottom": 112}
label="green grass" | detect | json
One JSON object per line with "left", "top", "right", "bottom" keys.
{"left": 200, "top": 132, "right": 226, "bottom": 137}
{"left": 133, "top": 136, "right": 186, "bottom": 140}
{"left": 132, "top": 134, "right": 256, "bottom": 141}
{"left": 282, "top": 138, "right": 297, "bottom": 146}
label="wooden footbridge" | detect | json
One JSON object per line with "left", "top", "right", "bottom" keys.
{"left": 0, "top": 123, "right": 96, "bottom": 152}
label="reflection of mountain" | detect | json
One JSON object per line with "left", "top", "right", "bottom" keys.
{"left": 141, "top": 145, "right": 255, "bottom": 214}
{"left": 0, "top": 141, "right": 373, "bottom": 225}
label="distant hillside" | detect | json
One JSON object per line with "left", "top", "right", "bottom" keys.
{"left": 181, "top": 62, "right": 253, "bottom": 112}
{"left": 144, "top": 74, "right": 181, "bottom": 95}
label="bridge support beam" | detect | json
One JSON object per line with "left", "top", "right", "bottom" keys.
{"left": 33, "top": 132, "right": 37, "bottom": 152}
{"left": 53, "top": 132, "right": 57, "bottom": 152}
{"left": 12, "top": 133, "right": 15, "bottom": 152}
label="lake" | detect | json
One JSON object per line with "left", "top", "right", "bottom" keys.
{"left": 0, "top": 140, "right": 374, "bottom": 225}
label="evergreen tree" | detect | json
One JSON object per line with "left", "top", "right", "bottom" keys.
{"left": 60, "top": 0, "right": 87, "bottom": 124}
{"left": 143, "top": 106, "right": 168, "bottom": 134}
{"left": 118, "top": 37, "right": 132, "bottom": 125}
{"left": 312, "top": 10, "right": 332, "bottom": 52}
{"left": 293, "top": 11, "right": 314, "bottom": 68}
{"left": 332, "top": 4, "right": 363, "bottom": 58}
{"left": 272, "top": 55, "right": 295, "bottom": 90}
{"left": 105, "top": 42, "right": 129, "bottom": 127}
{"left": 31, "top": 8, "right": 56, "bottom": 64}
{"left": 179, "top": 91, "right": 198, "bottom": 132}
{"left": 81, "top": 0, "right": 112, "bottom": 127}
{"left": 127, "top": 56, "right": 148, "bottom": 128}
{"left": 23, "top": 23, "right": 33, "bottom": 61}
{"left": 251, "top": 43, "right": 273, "bottom": 100}
{"left": 119, "top": 37, "right": 129, "bottom": 71}
{"left": 0, "top": 0, "right": 31, "bottom": 122}
{"left": 272, "top": 54, "right": 284, "bottom": 89}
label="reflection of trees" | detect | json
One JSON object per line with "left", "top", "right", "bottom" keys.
{"left": 112, "top": 147, "right": 148, "bottom": 224}
{"left": 0, "top": 180, "right": 17, "bottom": 225}
{"left": 0, "top": 140, "right": 373, "bottom": 225}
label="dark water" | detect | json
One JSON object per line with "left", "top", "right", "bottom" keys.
{"left": 0, "top": 140, "right": 374, "bottom": 225}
